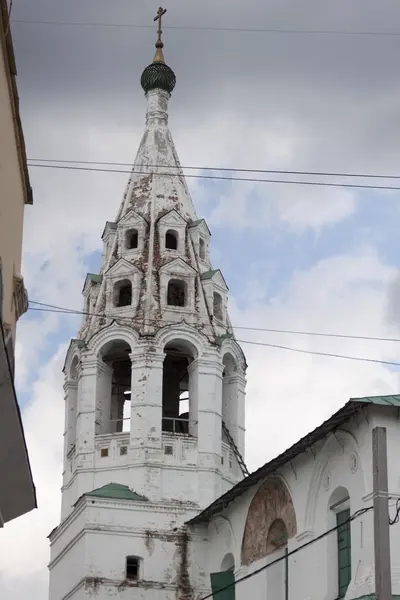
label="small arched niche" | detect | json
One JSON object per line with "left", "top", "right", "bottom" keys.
{"left": 114, "top": 279, "right": 132, "bottom": 308}
{"left": 66, "top": 355, "right": 80, "bottom": 453}
{"left": 126, "top": 229, "right": 138, "bottom": 250}
{"left": 213, "top": 292, "right": 224, "bottom": 321}
{"left": 165, "top": 230, "right": 178, "bottom": 250}
{"left": 167, "top": 279, "right": 186, "bottom": 307}
{"left": 199, "top": 237, "right": 206, "bottom": 260}
{"left": 98, "top": 339, "right": 132, "bottom": 434}
{"left": 162, "top": 339, "right": 198, "bottom": 436}
{"left": 221, "top": 552, "right": 235, "bottom": 572}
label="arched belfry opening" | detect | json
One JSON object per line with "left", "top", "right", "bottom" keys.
{"left": 221, "top": 353, "right": 237, "bottom": 444}
{"left": 162, "top": 340, "right": 197, "bottom": 435}
{"left": 98, "top": 339, "right": 132, "bottom": 434}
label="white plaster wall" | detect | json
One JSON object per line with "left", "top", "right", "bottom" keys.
{"left": 195, "top": 407, "right": 400, "bottom": 600}
{"left": 49, "top": 498, "right": 200, "bottom": 600}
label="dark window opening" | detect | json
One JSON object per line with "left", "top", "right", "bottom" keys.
{"left": 126, "top": 229, "right": 138, "bottom": 249}
{"left": 167, "top": 279, "right": 185, "bottom": 307}
{"left": 337, "top": 508, "right": 351, "bottom": 598}
{"left": 165, "top": 230, "right": 178, "bottom": 250}
{"left": 199, "top": 238, "right": 206, "bottom": 260}
{"left": 126, "top": 556, "right": 139, "bottom": 581}
{"left": 115, "top": 280, "right": 132, "bottom": 307}
{"left": 213, "top": 292, "right": 223, "bottom": 321}
{"left": 162, "top": 345, "right": 193, "bottom": 435}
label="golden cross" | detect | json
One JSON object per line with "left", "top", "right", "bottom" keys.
{"left": 154, "top": 7, "right": 167, "bottom": 43}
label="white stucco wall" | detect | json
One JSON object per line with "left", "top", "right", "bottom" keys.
{"left": 193, "top": 404, "right": 400, "bottom": 600}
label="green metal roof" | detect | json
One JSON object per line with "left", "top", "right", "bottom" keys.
{"left": 85, "top": 483, "right": 148, "bottom": 502}
{"left": 188, "top": 218, "right": 211, "bottom": 235}
{"left": 201, "top": 269, "right": 219, "bottom": 281}
{"left": 351, "top": 394, "right": 400, "bottom": 407}
{"left": 87, "top": 273, "right": 102, "bottom": 284}
{"left": 188, "top": 394, "right": 400, "bottom": 525}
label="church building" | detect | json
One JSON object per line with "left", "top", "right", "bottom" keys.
{"left": 48, "top": 9, "right": 400, "bottom": 600}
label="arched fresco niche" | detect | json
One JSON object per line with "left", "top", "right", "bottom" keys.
{"left": 241, "top": 476, "right": 297, "bottom": 566}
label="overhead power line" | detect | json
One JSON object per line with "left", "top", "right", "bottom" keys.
{"left": 28, "top": 300, "right": 400, "bottom": 344}
{"left": 27, "top": 302, "right": 400, "bottom": 368}
{"left": 12, "top": 19, "right": 400, "bottom": 38}
{"left": 28, "top": 158, "right": 400, "bottom": 181}
{"left": 26, "top": 163, "right": 400, "bottom": 192}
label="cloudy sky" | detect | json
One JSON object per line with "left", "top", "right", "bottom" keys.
{"left": 3, "top": 0, "right": 400, "bottom": 597}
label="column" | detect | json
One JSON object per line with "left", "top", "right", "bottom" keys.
{"left": 196, "top": 355, "right": 224, "bottom": 466}
{"left": 222, "top": 372, "right": 246, "bottom": 458}
{"left": 129, "top": 348, "right": 165, "bottom": 450}
{"left": 95, "top": 361, "right": 113, "bottom": 434}
{"left": 75, "top": 357, "right": 100, "bottom": 456}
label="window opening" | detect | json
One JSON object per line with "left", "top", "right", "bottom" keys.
{"left": 165, "top": 230, "right": 178, "bottom": 250}
{"left": 167, "top": 279, "right": 185, "bottom": 307}
{"left": 162, "top": 345, "right": 193, "bottom": 434}
{"left": 115, "top": 280, "right": 132, "bottom": 307}
{"left": 126, "top": 229, "right": 138, "bottom": 249}
{"left": 199, "top": 237, "right": 206, "bottom": 260}
{"left": 126, "top": 556, "right": 139, "bottom": 581}
{"left": 213, "top": 292, "right": 223, "bottom": 321}
{"left": 337, "top": 509, "right": 351, "bottom": 597}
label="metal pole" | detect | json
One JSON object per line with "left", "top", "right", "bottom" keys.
{"left": 372, "top": 426, "right": 392, "bottom": 600}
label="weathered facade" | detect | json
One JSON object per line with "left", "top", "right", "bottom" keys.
{"left": 190, "top": 395, "right": 400, "bottom": 600}
{"left": 0, "top": 0, "right": 36, "bottom": 527}
{"left": 48, "top": 24, "right": 247, "bottom": 600}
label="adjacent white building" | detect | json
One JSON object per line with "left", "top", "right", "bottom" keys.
{"left": 48, "top": 22, "right": 400, "bottom": 600}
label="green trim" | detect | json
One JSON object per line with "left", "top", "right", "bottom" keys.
{"left": 87, "top": 273, "right": 102, "bottom": 284}
{"left": 337, "top": 508, "right": 351, "bottom": 598}
{"left": 210, "top": 571, "right": 235, "bottom": 600}
{"left": 351, "top": 596, "right": 400, "bottom": 600}
{"left": 351, "top": 394, "right": 400, "bottom": 407}
{"left": 201, "top": 269, "right": 219, "bottom": 281}
{"left": 85, "top": 483, "right": 148, "bottom": 502}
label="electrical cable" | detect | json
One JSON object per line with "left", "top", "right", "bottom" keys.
{"left": 389, "top": 498, "right": 400, "bottom": 525}
{"left": 27, "top": 158, "right": 400, "bottom": 181}
{"left": 27, "top": 303, "right": 400, "bottom": 367}
{"left": 12, "top": 19, "right": 400, "bottom": 38}
{"left": 26, "top": 163, "right": 400, "bottom": 192}
{"left": 27, "top": 300, "right": 400, "bottom": 343}
{"left": 197, "top": 506, "right": 373, "bottom": 600}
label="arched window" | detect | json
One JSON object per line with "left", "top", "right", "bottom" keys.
{"left": 165, "top": 230, "right": 178, "bottom": 250}
{"left": 328, "top": 487, "right": 351, "bottom": 598}
{"left": 167, "top": 279, "right": 185, "bottom": 307}
{"left": 114, "top": 280, "right": 132, "bottom": 307}
{"left": 199, "top": 238, "right": 206, "bottom": 260}
{"left": 126, "top": 229, "right": 138, "bottom": 250}
{"left": 213, "top": 292, "right": 223, "bottom": 321}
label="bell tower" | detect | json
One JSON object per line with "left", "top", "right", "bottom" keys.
{"left": 49, "top": 10, "right": 247, "bottom": 600}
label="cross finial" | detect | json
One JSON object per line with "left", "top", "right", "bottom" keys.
{"left": 153, "top": 7, "right": 167, "bottom": 63}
